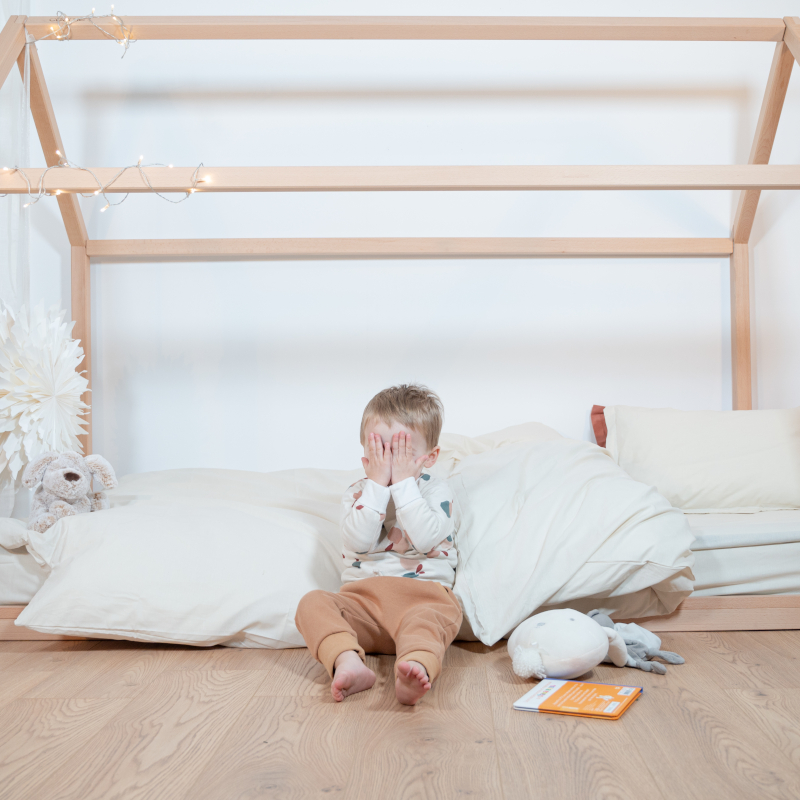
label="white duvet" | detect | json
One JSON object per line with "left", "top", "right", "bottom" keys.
{"left": 6, "top": 423, "right": 694, "bottom": 647}
{"left": 450, "top": 439, "right": 695, "bottom": 644}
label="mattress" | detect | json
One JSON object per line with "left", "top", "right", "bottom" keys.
{"left": 0, "top": 544, "right": 48, "bottom": 605}
{"left": 686, "top": 511, "right": 800, "bottom": 596}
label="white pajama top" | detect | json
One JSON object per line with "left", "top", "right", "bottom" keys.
{"left": 340, "top": 474, "right": 457, "bottom": 588}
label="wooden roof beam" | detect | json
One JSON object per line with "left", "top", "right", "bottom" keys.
{"left": 783, "top": 17, "right": 800, "bottom": 63}
{"left": 0, "top": 15, "right": 26, "bottom": 91}
{"left": 3, "top": 165, "right": 800, "bottom": 193}
{"left": 733, "top": 41, "right": 795, "bottom": 244}
{"left": 17, "top": 44, "right": 88, "bottom": 246}
{"left": 23, "top": 16, "right": 786, "bottom": 42}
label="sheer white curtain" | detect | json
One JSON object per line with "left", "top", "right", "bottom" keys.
{"left": 0, "top": 0, "right": 30, "bottom": 516}
{"left": 0, "top": 0, "right": 30, "bottom": 314}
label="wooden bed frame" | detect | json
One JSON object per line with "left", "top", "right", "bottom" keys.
{"left": 1, "top": 13, "right": 799, "bottom": 637}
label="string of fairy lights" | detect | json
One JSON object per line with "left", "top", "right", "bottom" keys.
{"left": 0, "top": 8, "right": 207, "bottom": 213}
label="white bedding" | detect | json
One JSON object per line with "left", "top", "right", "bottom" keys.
{"left": 686, "top": 510, "right": 800, "bottom": 550}
{"left": 6, "top": 423, "right": 696, "bottom": 646}
{"left": 686, "top": 511, "right": 800, "bottom": 596}
{"left": 0, "top": 544, "right": 47, "bottom": 605}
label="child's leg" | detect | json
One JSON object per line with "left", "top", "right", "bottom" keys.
{"left": 394, "top": 584, "right": 462, "bottom": 704}
{"left": 295, "top": 586, "right": 393, "bottom": 702}
{"left": 361, "top": 579, "right": 462, "bottom": 705}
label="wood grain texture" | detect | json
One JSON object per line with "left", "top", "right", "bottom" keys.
{"left": 0, "top": 640, "right": 98, "bottom": 673}
{"left": 491, "top": 691, "right": 661, "bottom": 800}
{"left": 0, "top": 698, "right": 130, "bottom": 800}
{"left": 726, "top": 689, "right": 800, "bottom": 770}
{"left": 0, "top": 15, "right": 25, "bottom": 93}
{"left": 2, "top": 633, "right": 800, "bottom": 799}
{"left": 32, "top": 669, "right": 264, "bottom": 800}
{"left": 22, "top": 642, "right": 181, "bottom": 700}
{"left": 346, "top": 666, "right": 503, "bottom": 799}
{"left": 730, "top": 243, "right": 753, "bottom": 410}
{"left": 16, "top": 44, "right": 88, "bottom": 246}
{"left": 624, "top": 682, "right": 800, "bottom": 799}
{"left": 187, "top": 695, "right": 363, "bottom": 799}
{"left": 733, "top": 42, "right": 795, "bottom": 243}
{"left": 784, "top": 17, "right": 800, "bottom": 64}
{"left": 4, "top": 165, "right": 800, "bottom": 193}
{"left": 21, "top": 16, "right": 786, "bottom": 42}
{"left": 85, "top": 237, "right": 735, "bottom": 260}
{"left": 70, "top": 244, "right": 92, "bottom": 455}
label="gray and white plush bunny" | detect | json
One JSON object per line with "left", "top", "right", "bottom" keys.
{"left": 22, "top": 450, "right": 118, "bottom": 533}
{"left": 588, "top": 609, "right": 685, "bottom": 674}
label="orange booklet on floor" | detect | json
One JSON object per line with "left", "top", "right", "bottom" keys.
{"left": 514, "top": 679, "right": 642, "bottom": 720}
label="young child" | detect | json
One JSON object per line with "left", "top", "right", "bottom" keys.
{"left": 295, "top": 384, "right": 461, "bottom": 705}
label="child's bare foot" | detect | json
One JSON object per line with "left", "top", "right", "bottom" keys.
{"left": 395, "top": 660, "right": 431, "bottom": 705}
{"left": 331, "top": 650, "right": 376, "bottom": 702}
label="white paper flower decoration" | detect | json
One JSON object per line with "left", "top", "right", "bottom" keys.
{"left": 0, "top": 303, "right": 89, "bottom": 495}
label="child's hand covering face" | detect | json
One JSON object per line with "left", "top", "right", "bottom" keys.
{"left": 361, "top": 432, "right": 392, "bottom": 486}
{"left": 361, "top": 421, "right": 440, "bottom": 485}
{"left": 390, "top": 431, "right": 428, "bottom": 483}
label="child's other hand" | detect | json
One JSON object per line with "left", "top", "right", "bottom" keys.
{"left": 362, "top": 433, "right": 392, "bottom": 486}
{"left": 391, "top": 432, "right": 428, "bottom": 484}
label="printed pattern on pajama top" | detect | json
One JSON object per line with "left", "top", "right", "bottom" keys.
{"left": 340, "top": 473, "right": 457, "bottom": 587}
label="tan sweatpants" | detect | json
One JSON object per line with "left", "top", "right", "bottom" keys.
{"left": 295, "top": 576, "right": 463, "bottom": 683}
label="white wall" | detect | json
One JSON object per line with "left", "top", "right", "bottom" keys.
{"left": 17, "top": 0, "right": 800, "bottom": 476}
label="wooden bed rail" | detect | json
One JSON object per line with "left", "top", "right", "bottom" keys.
{"left": 4, "top": 596, "right": 800, "bottom": 640}
{"left": 85, "top": 238, "right": 735, "bottom": 260}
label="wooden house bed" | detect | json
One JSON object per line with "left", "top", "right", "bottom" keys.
{"left": 1, "top": 13, "right": 800, "bottom": 639}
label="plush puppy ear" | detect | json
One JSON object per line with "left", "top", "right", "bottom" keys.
{"left": 84, "top": 455, "right": 118, "bottom": 489}
{"left": 22, "top": 452, "right": 60, "bottom": 488}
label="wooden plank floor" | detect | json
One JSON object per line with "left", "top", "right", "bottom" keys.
{"left": 1, "top": 632, "right": 799, "bottom": 799}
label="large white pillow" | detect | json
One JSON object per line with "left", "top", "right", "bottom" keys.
{"left": 604, "top": 406, "right": 800, "bottom": 512}
{"left": 451, "top": 439, "right": 694, "bottom": 645}
{"left": 16, "top": 468, "right": 356, "bottom": 646}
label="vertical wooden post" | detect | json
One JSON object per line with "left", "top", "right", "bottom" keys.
{"left": 71, "top": 245, "right": 92, "bottom": 454}
{"left": 730, "top": 243, "right": 752, "bottom": 410}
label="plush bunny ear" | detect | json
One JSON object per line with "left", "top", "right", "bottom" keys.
{"left": 84, "top": 455, "right": 118, "bottom": 489}
{"left": 22, "top": 452, "right": 59, "bottom": 488}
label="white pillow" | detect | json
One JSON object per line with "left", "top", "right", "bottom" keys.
{"left": 604, "top": 405, "right": 800, "bottom": 512}
{"left": 451, "top": 438, "right": 694, "bottom": 645}
{"left": 16, "top": 468, "right": 354, "bottom": 646}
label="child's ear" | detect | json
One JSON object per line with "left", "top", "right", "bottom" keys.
{"left": 424, "top": 447, "right": 440, "bottom": 467}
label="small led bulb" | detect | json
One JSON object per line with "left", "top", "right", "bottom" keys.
{"left": 138, "top": 155, "right": 144, "bottom": 164}
{"left": 23, "top": 202, "right": 30, "bottom": 208}
{"left": 55, "top": 150, "right": 61, "bottom": 156}
{"left": 94, "top": 190, "right": 100, "bottom": 195}
{"left": 100, "top": 203, "right": 110, "bottom": 212}
{"left": 55, "top": 190, "right": 62, "bottom": 195}
{"left": 168, "top": 164, "right": 173, "bottom": 169}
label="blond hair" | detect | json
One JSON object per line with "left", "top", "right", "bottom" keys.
{"left": 360, "top": 384, "right": 444, "bottom": 451}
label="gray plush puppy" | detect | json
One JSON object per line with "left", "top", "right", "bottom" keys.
{"left": 588, "top": 609, "right": 685, "bottom": 675}
{"left": 22, "top": 450, "right": 118, "bottom": 533}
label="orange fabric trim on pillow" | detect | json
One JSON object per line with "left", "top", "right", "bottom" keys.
{"left": 591, "top": 405, "right": 607, "bottom": 447}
